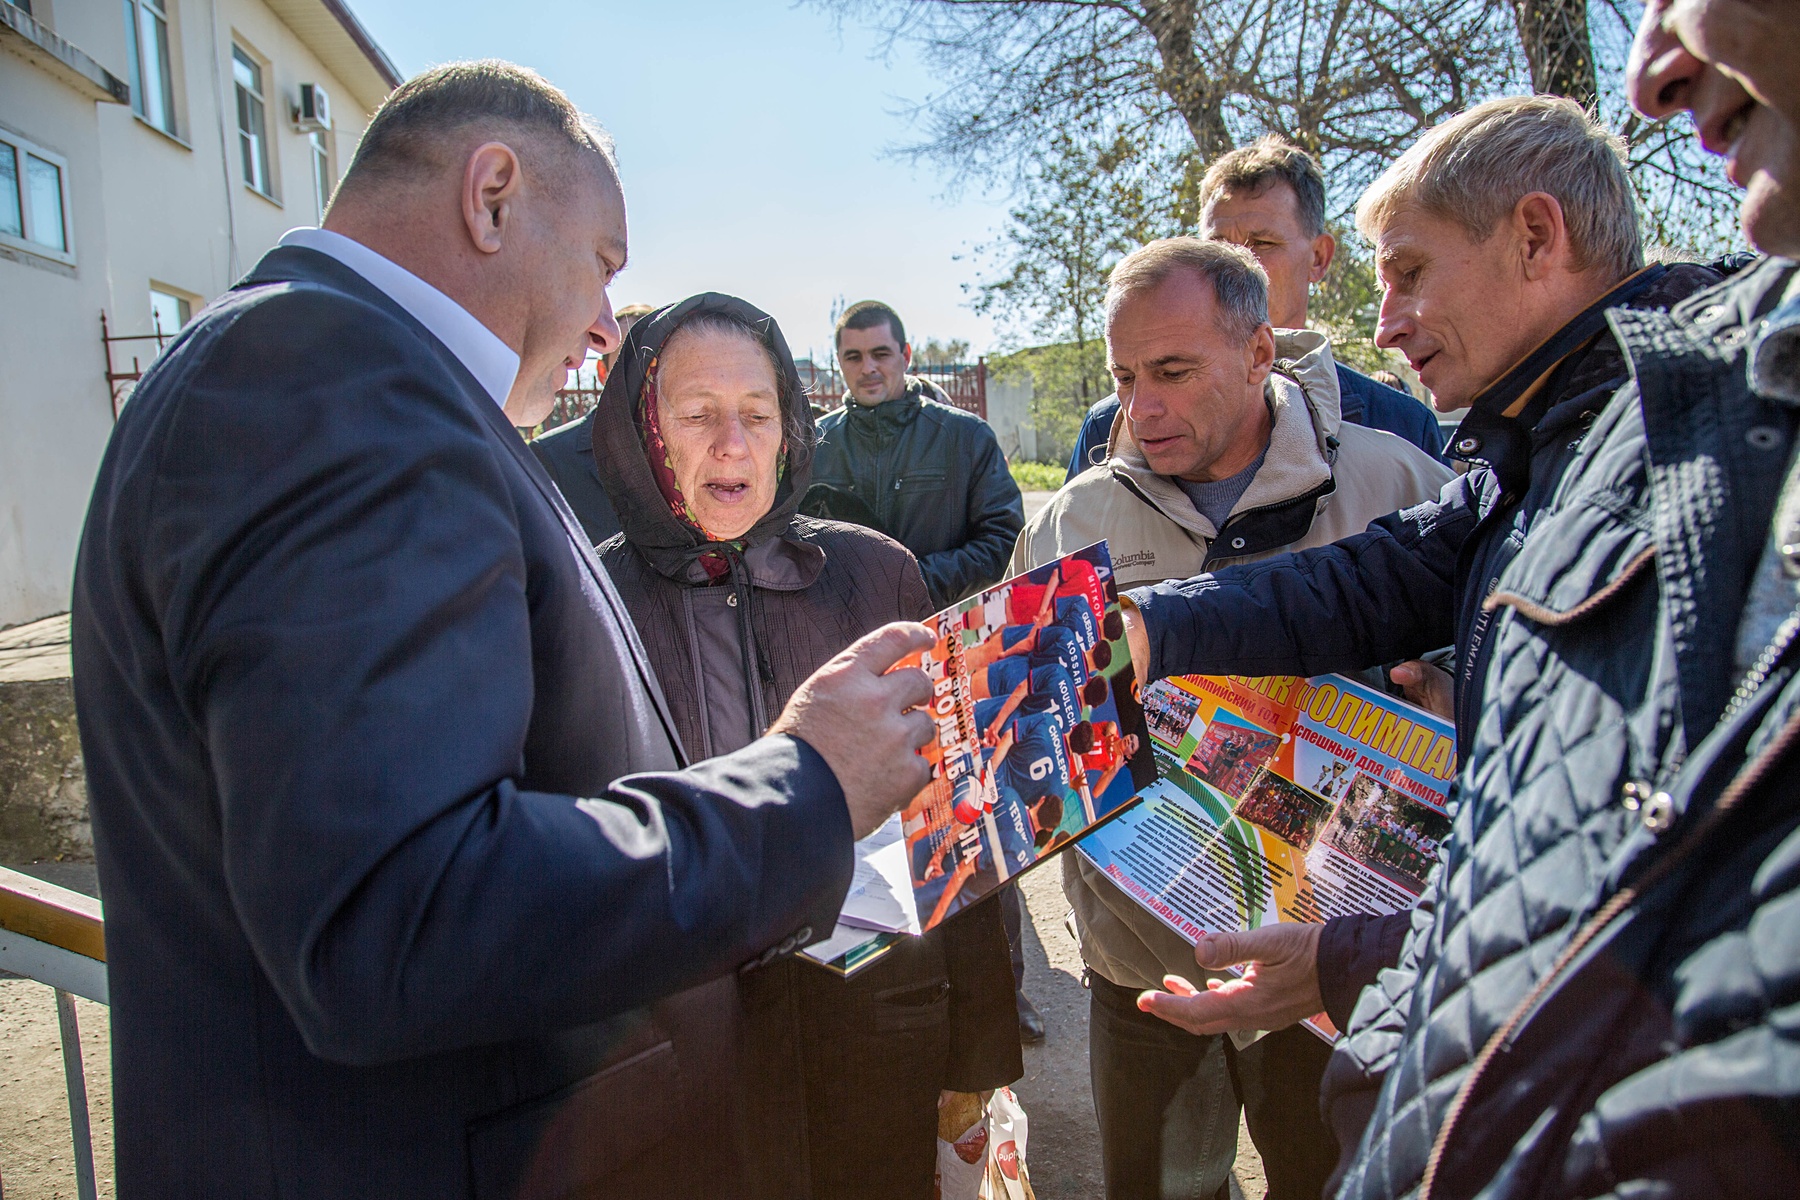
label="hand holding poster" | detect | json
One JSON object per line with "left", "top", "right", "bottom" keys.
{"left": 807, "top": 541, "right": 1157, "bottom": 975}
{"left": 1078, "top": 672, "right": 1455, "bottom": 1038}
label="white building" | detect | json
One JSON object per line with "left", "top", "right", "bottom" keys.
{"left": 0, "top": 0, "right": 398, "bottom": 625}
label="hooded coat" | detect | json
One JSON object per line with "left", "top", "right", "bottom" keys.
{"left": 592, "top": 294, "right": 1022, "bottom": 1199}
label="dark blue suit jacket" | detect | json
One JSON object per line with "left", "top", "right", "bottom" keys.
{"left": 71, "top": 246, "right": 853, "bottom": 1198}
{"left": 1064, "top": 362, "right": 1448, "bottom": 482}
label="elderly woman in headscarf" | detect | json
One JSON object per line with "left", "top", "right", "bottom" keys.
{"left": 592, "top": 293, "right": 1022, "bottom": 1199}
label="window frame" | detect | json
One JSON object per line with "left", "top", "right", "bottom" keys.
{"left": 147, "top": 285, "right": 193, "bottom": 340}
{"left": 123, "top": 0, "right": 180, "bottom": 139}
{"left": 0, "top": 130, "right": 75, "bottom": 266}
{"left": 232, "top": 42, "right": 276, "bottom": 202}
{"left": 308, "top": 129, "right": 332, "bottom": 220}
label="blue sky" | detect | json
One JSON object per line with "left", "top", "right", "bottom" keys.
{"left": 342, "top": 0, "right": 1013, "bottom": 362}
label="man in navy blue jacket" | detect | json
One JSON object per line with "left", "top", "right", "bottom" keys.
{"left": 71, "top": 62, "right": 934, "bottom": 1199}
{"left": 1064, "top": 139, "right": 1446, "bottom": 482}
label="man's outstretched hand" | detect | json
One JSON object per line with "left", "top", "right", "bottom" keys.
{"left": 1136, "top": 922, "right": 1325, "bottom": 1036}
{"left": 770, "top": 622, "right": 937, "bottom": 839}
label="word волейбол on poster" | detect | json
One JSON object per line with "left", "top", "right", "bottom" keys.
{"left": 804, "top": 541, "right": 1156, "bottom": 976}
{"left": 1077, "top": 672, "right": 1455, "bottom": 1039}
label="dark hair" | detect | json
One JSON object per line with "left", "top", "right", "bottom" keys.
{"left": 1200, "top": 135, "right": 1328, "bottom": 239}
{"left": 1031, "top": 793, "right": 1065, "bottom": 847}
{"left": 339, "top": 60, "right": 613, "bottom": 198}
{"left": 835, "top": 300, "right": 906, "bottom": 350}
{"left": 1102, "top": 610, "right": 1124, "bottom": 642}
{"left": 1067, "top": 721, "right": 1096, "bottom": 754}
{"left": 1082, "top": 676, "right": 1109, "bottom": 708}
{"left": 1091, "top": 641, "right": 1113, "bottom": 672}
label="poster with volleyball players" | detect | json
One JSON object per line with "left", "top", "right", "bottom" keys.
{"left": 898, "top": 542, "right": 1156, "bottom": 931}
{"left": 1077, "top": 672, "right": 1454, "bottom": 1040}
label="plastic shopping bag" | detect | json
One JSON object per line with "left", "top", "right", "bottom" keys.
{"left": 935, "top": 1087, "right": 1034, "bottom": 1200}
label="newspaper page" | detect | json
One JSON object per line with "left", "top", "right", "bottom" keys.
{"left": 1076, "top": 672, "right": 1455, "bottom": 1038}
{"left": 804, "top": 541, "right": 1157, "bottom": 976}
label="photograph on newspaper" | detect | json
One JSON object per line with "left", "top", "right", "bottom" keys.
{"left": 1075, "top": 672, "right": 1454, "bottom": 1038}
{"left": 805, "top": 541, "right": 1157, "bottom": 975}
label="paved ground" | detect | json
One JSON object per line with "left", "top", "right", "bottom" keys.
{"left": 1011, "top": 863, "right": 1266, "bottom": 1200}
{"left": 0, "top": 614, "right": 72, "bottom": 685}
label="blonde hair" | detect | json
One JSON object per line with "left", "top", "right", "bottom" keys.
{"left": 1355, "top": 96, "right": 1641, "bottom": 279}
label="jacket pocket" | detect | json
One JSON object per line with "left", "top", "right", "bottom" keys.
{"left": 871, "top": 977, "right": 952, "bottom": 1033}
{"left": 467, "top": 1039, "right": 688, "bottom": 1200}
{"left": 892, "top": 468, "right": 948, "bottom": 497}
{"left": 1483, "top": 496, "right": 1656, "bottom": 627}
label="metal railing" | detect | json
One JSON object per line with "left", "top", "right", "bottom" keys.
{"left": 0, "top": 866, "right": 106, "bottom": 1200}
{"left": 540, "top": 359, "right": 992, "bottom": 438}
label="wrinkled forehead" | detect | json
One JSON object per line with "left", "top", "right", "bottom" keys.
{"left": 1203, "top": 180, "right": 1304, "bottom": 232}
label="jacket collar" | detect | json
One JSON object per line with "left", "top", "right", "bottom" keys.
{"left": 1444, "top": 267, "right": 1671, "bottom": 493}
{"left": 1102, "top": 330, "right": 1343, "bottom": 552}
{"left": 274, "top": 228, "right": 519, "bottom": 408}
{"left": 1616, "top": 256, "right": 1800, "bottom": 739}
{"left": 1750, "top": 265, "right": 1800, "bottom": 403}
{"left": 236, "top": 244, "right": 691, "bottom": 762}
{"left": 843, "top": 376, "right": 936, "bottom": 431}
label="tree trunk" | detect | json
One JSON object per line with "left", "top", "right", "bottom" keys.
{"left": 1513, "top": 0, "right": 1597, "bottom": 106}
{"left": 1140, "top": 0, "right": 1236, "bottom": 160}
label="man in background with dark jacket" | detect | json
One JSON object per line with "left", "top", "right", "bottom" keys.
{"left": 1065, "top": 139, "right": 1446, "bottom": 481}
{"left": 807, "top": 301, "right": 1025, "bottom": 610}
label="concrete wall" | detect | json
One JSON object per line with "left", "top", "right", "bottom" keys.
{"left": 986, "top": 366, "right": 1037, "bottom": 463}
{"left": 0, "top": 0, "right": 376, "bottom": 626}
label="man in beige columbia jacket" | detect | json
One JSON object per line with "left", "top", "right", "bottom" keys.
{"left": 1013, "top": 238, "right": 1449, "bottom": 1200}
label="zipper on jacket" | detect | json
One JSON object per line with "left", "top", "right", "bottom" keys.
{"left": 1417, "top": 642, "right": 1800, "bottom": 1200}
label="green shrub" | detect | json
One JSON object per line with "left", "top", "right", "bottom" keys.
{"left": 1009, "top": 460, "right": 1066, "bottom": 493}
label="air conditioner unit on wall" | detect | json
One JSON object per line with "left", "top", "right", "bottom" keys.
{"left": 294, "top": 83, "right": 332, "bottom": 133}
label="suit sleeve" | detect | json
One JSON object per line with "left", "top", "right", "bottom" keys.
{"left": 1127, "top": 473, "right": 1477, "bottom": 683}
{"left": 918, "top": 424, "right": 1026, "bottom": 607}
{"left": 149, "top": 291, "right": 853, "bottom": 1065}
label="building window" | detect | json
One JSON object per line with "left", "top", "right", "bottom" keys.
{"left": 148, "top": 287, "right": 191, "bottom": 339}
{"left": 309, "top": 131, "right": 332, "bottom": 219}
{"left": 0, "top": 133, "right": 72, "bottom": 262}
{"left": 123, "top": 0, "right": 178, "bottom": 136}
{"left": 233, "top": 45, "right": 271, "bottom": 197}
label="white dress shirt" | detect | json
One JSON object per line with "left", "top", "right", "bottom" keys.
{"left": 278, "top": 227, "right": 519, "bottom": 409}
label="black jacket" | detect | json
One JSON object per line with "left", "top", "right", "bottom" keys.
{"left": 69, "top": 249, "right": 854, "bottom": 1199}
{"left": 1136, "top": 259, "right": 1800, "bottom": 1196}
{"left": 529, "top": 410, "right": 621, "bottom": 547}
{"left": 592, "top": 294, "right": 1022, "bottom": 1199}
{"left": 805, "top": 379, "right": 1025, "bottom": 608}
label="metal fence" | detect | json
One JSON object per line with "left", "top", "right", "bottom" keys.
{"left": 540, "top": 360, "right": 990, "bottom": 437}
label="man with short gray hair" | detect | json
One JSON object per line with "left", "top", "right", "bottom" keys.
{"left": 1065, "top": 136, "right": 1447, "bottom": 480}
{"left": 1122, "top": 94, "right": 1731, "bottom": 1198}
{"left": 1014, "top": 235, "right": 1448, "bottom": 1200}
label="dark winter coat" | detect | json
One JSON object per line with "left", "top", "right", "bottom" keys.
{"left": 592, "top": 294, "right": 1022, "bottom": 1199}
{"left": 806, "top": 377, "right": 1025, "bottom": 608}
{"left": 1135, "top": 258, "right": 1800, "bottom": 1197}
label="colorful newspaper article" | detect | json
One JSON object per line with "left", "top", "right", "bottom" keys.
{"left": 1076, "top": 672, "right": 1455, "bottom": 1039}
{"left": 804, "top": 541, "right": 1157, "bottom": 976}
